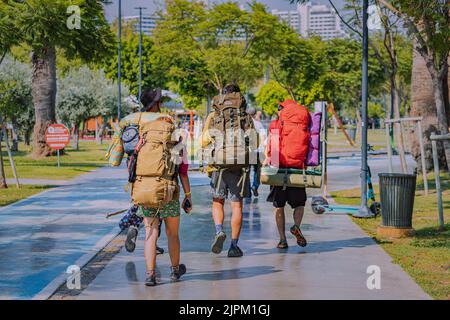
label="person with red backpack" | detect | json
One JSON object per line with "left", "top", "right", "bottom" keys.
{"left": 264, "top": 99, "right": 310, "bottom": 249}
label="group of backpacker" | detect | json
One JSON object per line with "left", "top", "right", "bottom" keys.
{"left": 106, "top": 83, "right": 316, "bottom": 286}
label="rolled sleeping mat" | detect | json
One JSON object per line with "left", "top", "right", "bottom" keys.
{"left": 260, "top": 167, "right": 322, "bottom": 189}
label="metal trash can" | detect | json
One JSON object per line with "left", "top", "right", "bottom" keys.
{"left": 346, "top": 128, "right": 357, "bottom": 141}
{"left": 379, "top": 173, "right": 416, "bottom": 228}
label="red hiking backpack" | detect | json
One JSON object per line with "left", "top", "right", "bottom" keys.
{"left": 268, "top": 99, "right": 310, "bottom": 169}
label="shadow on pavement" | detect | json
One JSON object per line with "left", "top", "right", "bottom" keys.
{"left": 182, "top": 265, "right": 282, "bottom": 282}
{"left": 246, "top": 237, "right": 376, "bottom": 256}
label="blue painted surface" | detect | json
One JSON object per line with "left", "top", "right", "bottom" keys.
{"left": 0, "top": 167, "right": 211, "bottom": 300}
{"left": 0, "top": 167, "right": 131, "bottom": 299}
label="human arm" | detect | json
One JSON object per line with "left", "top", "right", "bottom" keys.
{"left": 179, "top": 173, "right": 192, "bottom": 214}
{"left": 179, "top": 146, "right": 192, "bottom": 214}
{"left": 201, "top": 113, "right": 215, "bottom": 148}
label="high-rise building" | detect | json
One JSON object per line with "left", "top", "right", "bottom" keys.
{"left": 271, "top": 9, "right": 301, "bottom": 34}
{"left": 298, "top": 2, "right": 346, "bottom": 40}
{"left": 272, "top": 2, "right": 346, "bottom": 40}
{"left": 123, "top": 14, "right": 159, "bottom": 36}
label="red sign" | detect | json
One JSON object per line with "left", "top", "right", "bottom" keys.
{"left": 45, "top": 124, "right": 70, "bottom": 150}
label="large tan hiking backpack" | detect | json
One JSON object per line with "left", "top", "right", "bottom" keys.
{"left": 131, "top": 117, "right": 181, "bottom": 209}
{"left": 203, "top": 92, "right": 256, "bottom": 170}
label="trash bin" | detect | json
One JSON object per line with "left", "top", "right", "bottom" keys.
{"left": 379, "top": 173, "right": 416, "bottom": 228}
{"left": 346, "top": 128, "right": 357, "bottom": 141}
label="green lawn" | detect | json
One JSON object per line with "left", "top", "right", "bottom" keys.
{"left": 331, "top": 173, "right": 450, "bottom": 300}
{"left": 1, "top": 141, "right": 109, "bottom": 180}
{"left": 327, "top": 128, "right": 386, "bottom": 151}
{"left": 0, "top": 185, "right": 53, "bottom": 207}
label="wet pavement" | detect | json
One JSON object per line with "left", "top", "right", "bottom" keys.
{"left": 0, "top": 166, "right": 133, "bottom": 299}
{"left": 77, "top": 183, "right": 429, "bottom": 300}
{"left": 0, "top": 155, "right": 426, "bottom": 300}
{"left": 0, "top": 168, "right": 211, "bottom": 300}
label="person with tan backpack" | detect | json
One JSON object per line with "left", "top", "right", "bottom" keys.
{"left": 201, "top": 84, "right": 257, "bottom": 258}
{"left": 108, "top": 88, "right": 192, "bottom": 286}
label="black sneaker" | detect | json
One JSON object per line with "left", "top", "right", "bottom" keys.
{"left": 252, "top": 186, "right": 259, "bottom": 197}
{"left": 211, "top": 231, "right": 227, "bottom": 254}
{"left": 145, "top": 272, "right": 158, "bottom": 287}
{"left": 125, "top": 226, "right": 138, "bottom": 253}
{"left": 156, "top": 246, "right": 164, "bottom": 255}
{"left": 228, "top": 245, "right": 243, "bottom": 258}
{"left": 170, "top": 264, "right": 187, "bottom": 282}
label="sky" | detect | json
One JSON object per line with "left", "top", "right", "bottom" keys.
{"left": 104, "top": 0, "right": 346, "bottom": 21}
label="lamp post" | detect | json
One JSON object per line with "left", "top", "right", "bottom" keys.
{"left": 135, "top": 7, "right": 147, "bottom": 101}
{"left": 117, "top": 0, "right": 122, "bottom": 122}
{"left": 354, "top": 0, "right": 374, "bottom": 218}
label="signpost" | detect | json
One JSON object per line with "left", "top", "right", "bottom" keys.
{"left": 45, "top": 124, "right": 70, "bottom": 168}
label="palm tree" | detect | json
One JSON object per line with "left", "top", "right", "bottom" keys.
{"left": 6, "top": 0, "right": 115, "bottom": 158}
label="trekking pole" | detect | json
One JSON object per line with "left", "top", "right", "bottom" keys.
{"left": 106, "top": 209, "right": 128, "bottom": 219}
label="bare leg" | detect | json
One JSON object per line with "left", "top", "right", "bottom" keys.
{"left": 275, "top": 207, "right": 286, "bottom": 240}
{"left": 143, "top": 217, "right": 159, "bottom": 272}
{"left": 230, "top": 200, "right": 243, "bottom": 240}
{"left": 164, "top": 216, "right": 181, "bottom": 267}
{"left": 293, "top": 206, "right": 305, "bottom": 227}
{"left": 212, "top": 198, "right": 225, "bottom": 226}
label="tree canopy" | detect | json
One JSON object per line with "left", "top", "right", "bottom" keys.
{"left": 152, "top": 0, "right": 281, "bottom": 106}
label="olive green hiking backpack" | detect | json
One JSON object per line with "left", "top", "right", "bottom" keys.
{"left": 204, "top": 92, "right": 256, "bottom": 170}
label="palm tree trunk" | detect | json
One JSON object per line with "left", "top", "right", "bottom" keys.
{"left": 31, "top": 47, "right": 57, "bottom": 158}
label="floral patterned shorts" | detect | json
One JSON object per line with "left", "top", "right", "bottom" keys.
{"left": 137, "top": 200, "right": 180, "bottom": 219}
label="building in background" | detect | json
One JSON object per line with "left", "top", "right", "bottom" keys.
{"left": 299, "top": 2, "right": 346, "bottom": 40}
{"left": 123, "top": 14, "right": 159, "bottom": 36}
{"left": 271, "top": 9, "right": 301, "bottom": 34}
{"left": 272, "top": 1, "right": 346, "bottom": 40}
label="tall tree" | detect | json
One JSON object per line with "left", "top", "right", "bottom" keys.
{"left": 5, "top": 0, "right": 115, "bottom": 158}
{"left": 0, "top": 57, "right": 33, "bottom": 152}
{"left": 56, "top": 67, "right": 97, "bottom": 150}
{"left": 256, "top": 80, "right": 290, "bottom": 116}
{"left": 347, "top": 0, "right": 411, "bottom": 172}
{"left": 152, "top": 0, "right": 273, "bottom": 103}
{"left": 0, "top": 1, "right": 19, "bottom": 64}
{"left": 379, "top": 0, "right": 450, "bottom": 170}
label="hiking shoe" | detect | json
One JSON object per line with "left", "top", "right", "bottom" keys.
{"left": 125, "top": 226, "right": 139, "bottom": 253}
{"left": 252, "top": 186, "right": 259, "bottom": 197}
{"left": 277, "top": 239, "right": 288, "bottom": 249}
{"left": 227, "top": 246, "right": 243, "bottom": 258}
{"left": 211, "top": 231, "right": 227, "bottom": 254}
{"left": 170, "top": 264, "right": 187, "bottom": 282}
{"left": 156, "top": 246, "right": 164, "bottom": 255}
{"left": 145, "top": 272, "right": 158, "bottom": 287}
{"left": 290, "top": 225, "right": 307, "bottom": 247}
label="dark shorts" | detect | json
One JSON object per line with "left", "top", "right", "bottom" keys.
{"left": 267, "top": 186, "right": 307, "bottom": 209}
{"left": 210, "top": 169, "right": 251, "bottom": 202}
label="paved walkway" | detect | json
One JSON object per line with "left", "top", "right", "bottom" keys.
{"left": 0, "top": 155, "right": 425, "bottom": 300}
{"left": 0, "top": 166, "right": 133, "bottom": 299}
{"left": 78, "top": 185, "right": 429, "bottom": 300}
{"left": 0, "top": 166, "right": 211, "bottom": 300}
